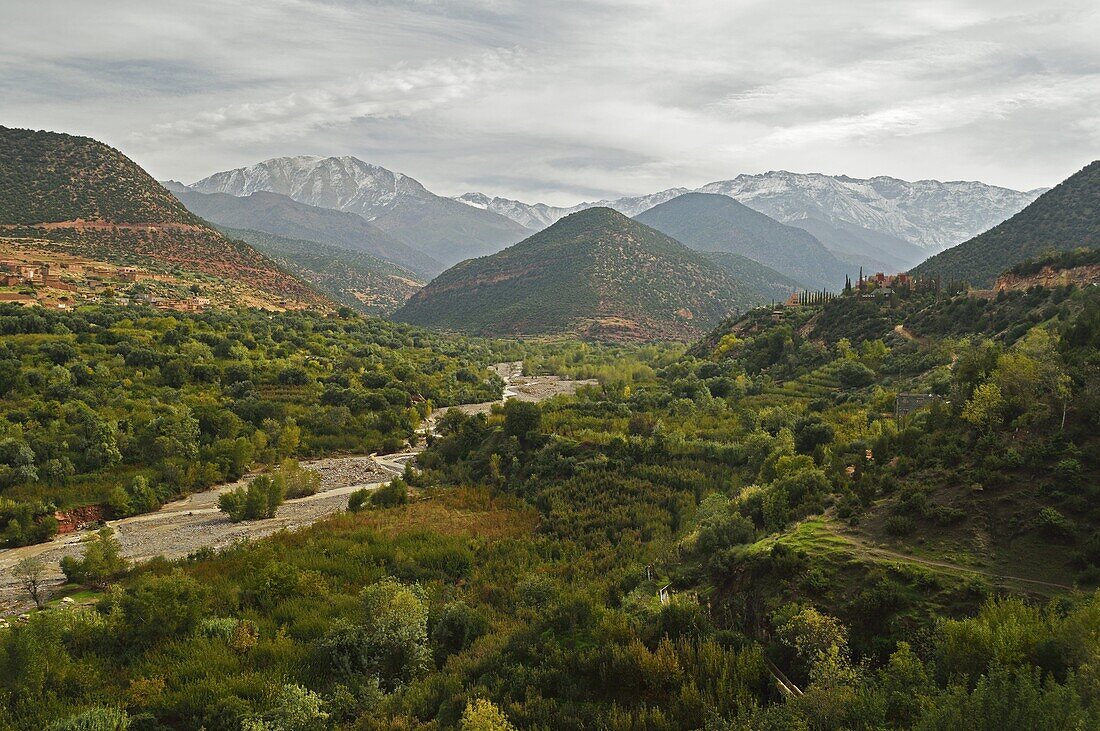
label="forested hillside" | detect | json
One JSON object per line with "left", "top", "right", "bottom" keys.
{"left": 0, "top": 127, "right": 325, "bottom": 307}
{"left": 911, "top": 161, "right": 1100, "bottom": 286}
{"left": 4, "top": 271, "right": 1097, "bottom": 729}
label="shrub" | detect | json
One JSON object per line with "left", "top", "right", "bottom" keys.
{"left": 347, "top": 488, "right": 371, "bottom": 512}
{"left": 218, "top": 474, "right": 285, "bottom": 522}
{"left": 48, "top": 707, "right": 131, "bottom": 730}
{"left": 885, "top": 515, "right": 915, "bottom": 536}
{"left": 59, "top": 527, "right": 128, "bottom": 588}
{"left": 371, "top": 478, "right": 409, "bottom": 508}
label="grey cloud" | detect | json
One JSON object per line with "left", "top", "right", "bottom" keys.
{"left": 3, "top": 0, "right": 1098, "bottom": 199}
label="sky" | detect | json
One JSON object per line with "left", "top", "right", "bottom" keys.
{"left": 3, "top": 0, "right": 1099, "bottom": 205}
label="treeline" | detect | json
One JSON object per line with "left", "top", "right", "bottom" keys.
{"left": 0, "top": 303, "right": 503, "bottom": 547}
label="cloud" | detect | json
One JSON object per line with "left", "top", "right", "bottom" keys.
{"left": 142, "top": 48, "right": 524, "bottom": 143}
{"left": 3, "top": 0, "right": 1098, "bottom": 199}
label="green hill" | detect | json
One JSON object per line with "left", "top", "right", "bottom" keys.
{"left": 393, "top": 207, "right": 757, "bottom": 341}
{"left": 219, "top": 227, "right": 423, "bottom": 315}
{"left": 911, "top": 161, "right": 1100, "bottom": 286}
{"left": 0, "top": 127, "right": 325, "bottom": 307}
{"left": 635, "top": 192, "right": 851, "bottom": 289}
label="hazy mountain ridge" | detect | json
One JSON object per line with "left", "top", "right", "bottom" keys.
{"left": 190, "top": 156, "right": 529, "bottom": 267}
{"left": 635, "top": 192, "right": 851, "bottom": 290}
{"left": 699, "top": 171, "right": 1043, "bottom": 252}
{"left": 457, "top": 172, "right": 1042, "bottom": 263}
{"left": 168, "top": 184, "right": 442, "bottom": 278}
{"left": 455, "top": 188, "right": 691, "bottom": 230}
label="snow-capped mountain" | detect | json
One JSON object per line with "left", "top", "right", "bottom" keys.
{"left": 455, "top": 188, "right": 691, "bottom": 230}
{"left": 191, "top": 156, "right": 435, "bottom": 220}
{"left": 458, "top": 172, "right": 1043, "bottom": 257}
{"left": 698, "top": 172, "right": 1044, "bottom": 253}
{"left": 190, "top": 156, "right": 529, "bottom": 267}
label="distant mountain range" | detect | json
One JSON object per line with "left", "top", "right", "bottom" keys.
{"left": 911, "top": 161, "right": 1100, "bottom": 287}
{"left": 0, "top": 127, "right": 324, "bottom": 308}
{"left": 393, "top": 208, "right": 757, "bottom": 342}
{"left": 635, "top": 192, "right": 850, "bottom": 290}
{"left": 167, "top": 184, "right": 441, "bottom": 278}
{"left": 189, "top": 156, "right": 529, "bottom": 267}
{"left": 455, "top": 172, "right": 1043, "bottom": 272}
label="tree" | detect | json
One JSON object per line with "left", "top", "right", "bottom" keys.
{"left": 59, "top": 527, "right": 128, "bottom": 588}
{"left": 460, "top": 699, "right": 516, "bottom": 731}
{"left": 962, "top": 382, "right": 1004, "bottom": 432}
{"left": 218, "top": 474, "right": 285, "bottom": 522}
{"left": 503, "top": 400, "right": 541, "bottom": 447}
{"left": 13, "top": 556, "right": 49, "bottom": 609}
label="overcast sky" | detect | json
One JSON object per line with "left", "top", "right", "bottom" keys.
{"left": 3, "top": 0, "right": 1098, "bottom": 204}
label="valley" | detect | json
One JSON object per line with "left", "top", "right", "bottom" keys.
{"left": 0, "top": 124, "right": 1098, "bottom": 730}
{"left": 0, "top": 364, "right": 594, "bottom": 617}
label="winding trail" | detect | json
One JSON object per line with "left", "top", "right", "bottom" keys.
{"left": 0, "top": 363, "right": 595, "bottom": 616}
{"left": 825, "top": 518, "right": 1074, "bottom": 593}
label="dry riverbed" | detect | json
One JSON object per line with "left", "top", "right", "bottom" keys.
{"left": 0, "top": 364, "right": 596, "bottom": 616}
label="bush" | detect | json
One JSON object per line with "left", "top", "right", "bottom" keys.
{"left": 347, "top": 488, "right": 371, "bottom": 512}
{"left": 59, "top": 527, "right": 128, "bottom": 588}
{"left": 885, "top": 515, "right": 916, "bottom": 536}
{"left": 48, "top": 707, "right": 131, "bottom": 730}
{"left": 218, "top": 475, "right": 285, "bottom": 522}
{"left": 371, "top": 478, "right": 409, "bottom": 508}
{"left": 836, "top": 360, "right": 875, "bottom": 388}
{"left": 279, "top": 459, "right": 321, "bottom": 499}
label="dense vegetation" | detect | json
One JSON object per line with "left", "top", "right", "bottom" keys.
{"left": 635, "top": 192, "right": 851, "bottom": 290}
{"left": 219, "top": 227, "right": 422, "bottom": 316}
{"left": 911, "top": 160, "right": 1100, "bottom": 286}
{"left": 3, "top": 279, "right": 1097, "bottom": 729}
{"left": 0, "top": 127, "right": 205, "bottom": 226}
{"left": 0, "top": 304, "right": 502, "bottom": 547}
{"left": 394, "top": 207, "right": 760, "bottom": 342}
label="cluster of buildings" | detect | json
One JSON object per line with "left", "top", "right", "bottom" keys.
{"left": 0, "top": 257, "right": 208, "bottom": 312}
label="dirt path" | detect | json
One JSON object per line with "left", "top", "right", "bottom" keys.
{"left": 0, "top": 364, "right": 594, "bottom": 616}
{"left": 825, "top": 518, "right": 1074, "bottom": 592}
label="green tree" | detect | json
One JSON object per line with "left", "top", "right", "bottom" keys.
{"left": 460, "top": 699, "right": 516, "bottom": 731}
{"left": 59, "top": 527, "right": 128, "bottom": 588}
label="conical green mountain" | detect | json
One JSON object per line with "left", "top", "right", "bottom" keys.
{"left": 911, "top": 161, "right": 1100, "bottom": 286}
{"left": 393, "top": 207, "right": 756, "bottom": 341}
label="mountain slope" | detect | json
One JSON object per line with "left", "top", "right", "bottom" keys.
{"left": 190, "top": 156, "right": 528, "bottom": 267}
{"left": 0, "top": 127, "right": 324, "bottom": 307}
{"left": 635, "top": 192, "right": 850, "bottom": 289}
{"left": 910, "top": 161, "right": 1100, "bottom": 287}
{"left": 700, "top": 171, "right": 1042, "bottom": 252}
{"left": 699, "top": 251, "right": 801, "bottom": 303}
{"left": 169, "top": 185, "right": 441, "bottom": 278}
{"left": 787, "top": 216, "right": 926, "bottom": 271}
{"left": 218, "top": 227, "right": 422, "bottom": 315}
{"left": 393, "top": 207, "right": 754, "bottom": 341}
